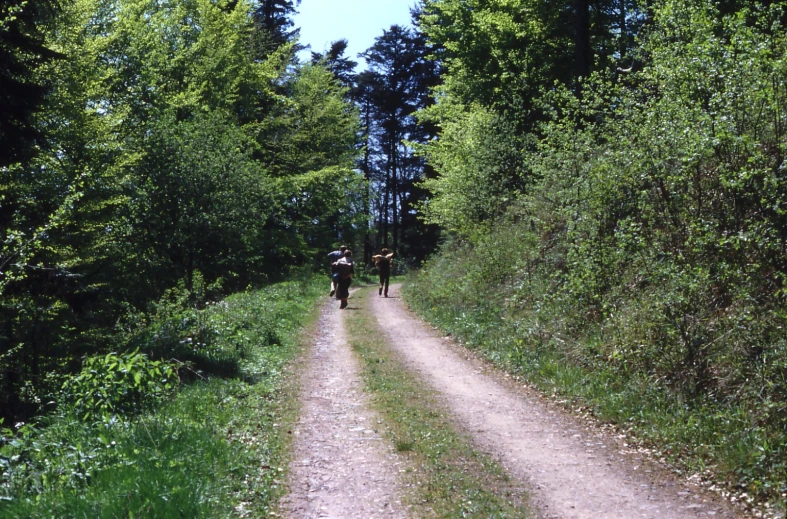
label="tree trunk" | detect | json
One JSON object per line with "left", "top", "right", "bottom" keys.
{"left": 392, "top": 139, "right": 399, "bottom": 252}
{"left": 619, "top": 0, "right": 627, "bottom": 58}
{"left": 575, "top": 0, "right": 591, "bottom": 81}
{"left": 382, "top": 152, "right": 390, "bottom": 246}
{"left": 362, "top": 102, "right": 372, "bottom": 263}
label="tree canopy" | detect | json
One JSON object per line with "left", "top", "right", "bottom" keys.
{"left": 1, "top": 0, "right": 362, "bottom": 422}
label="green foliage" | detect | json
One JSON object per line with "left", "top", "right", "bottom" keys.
{"left": 0, "top": 277, "right": 324, "bottom": 517}
{"left": 417, "top": 105, "right": 530, "bottom": 239}
{"left": 262, "top": 63, "right": 361, "bottom": 176}
{"left": 0, "top": 0, "right": 63, "bottom": 167}
{"left": 1, "top": 0, "right": 363, "bottom": 424}
{"left": 0, "top": 406, "right": 239, "bottom": 518}
{"left": 419, "top": 0, "right": 573, "bottom": 109}
{"left": 128, "top": 111, "right": 270, "bottom": 294}
{"left": 411, "top": 0, "right": 787, "bottom": 508}
{"left": 61, "top": 351, "right": 178, "bottom": 421}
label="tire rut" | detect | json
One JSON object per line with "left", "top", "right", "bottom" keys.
{"left": 279, "top": 298, "right": 408, "bottom": 519}
{"left": 370, "top": 284, "right": 748, "bottom": 519}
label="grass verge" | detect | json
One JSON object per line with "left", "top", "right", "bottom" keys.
{"left": 0, "top": 279, "right": 324, "bottom": 518}
{"left": 403, "top": 273, "right": 787, "bottom": 518}
{"left": 344, "top": 287, "right": 532, "bottom": 518}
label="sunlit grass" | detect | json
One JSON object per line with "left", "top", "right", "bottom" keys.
{"left": 0, "top": 279, "right": 324, "bottom": 518}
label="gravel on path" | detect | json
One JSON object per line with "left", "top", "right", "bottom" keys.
{"left": 371, "top": 284, "right": 748, "bottom": 519}
{"left": 279, "top": 298, "right": 408, "bottom": 519}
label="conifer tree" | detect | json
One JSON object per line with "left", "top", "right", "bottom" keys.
{"left": 359, "top": 24, "right": 440, "bottom": 258}
{"left": 0, "top": 0, "right": 64, "bottom": 166}
{"left": 252, "top": 0, "right": 301, "bottom": 58}
{"left": 311, "top": 39, "right": 358, "bottom": 89}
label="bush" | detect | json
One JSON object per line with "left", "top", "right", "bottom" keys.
{"left": 61, "top": 351, "right": 179, "bottom": 421}
{"left": 1, "top": 277, "right": 325, "bottom": 516}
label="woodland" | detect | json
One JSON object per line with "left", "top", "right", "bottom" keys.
{"left": 2, "top": 0, "right": 787, "bottom": 514}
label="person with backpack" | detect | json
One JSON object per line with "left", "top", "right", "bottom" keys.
{"left": 326, "top": 245, "right": 347, "bottom": 296}
{"left": 333, "top": 249, "right": 354, "bottom": 309}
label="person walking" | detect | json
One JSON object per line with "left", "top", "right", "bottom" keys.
{"left": 333, "top": 249, "right": 354, "bottom": 309}
{"left": 374, "top": 248, "right": 394, "bottom": 297}
{"left": 326, "top": 245, "right": 347, "bottom": 296}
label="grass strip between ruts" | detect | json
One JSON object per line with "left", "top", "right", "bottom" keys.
{"left": 344, "top": 287, "right": 532, "bottom": 518}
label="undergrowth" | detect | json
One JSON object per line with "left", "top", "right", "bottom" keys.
{"left": 404, "top": 230, "right": 787, "bottom": 517}
{"left": 0, "top": 279, "right": 323, "bottom": 518}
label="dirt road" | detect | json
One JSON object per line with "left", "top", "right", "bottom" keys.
{"left": 279, "top": 299, "right": 407, "bottom": 519}
{"left": 369, "top": 284, "right": 746, "bottom": 519}
{"left": 281, "top": 285, "right": 749, "bottom": 519}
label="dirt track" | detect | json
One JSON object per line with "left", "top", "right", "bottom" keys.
{"left": 279, "top": 298, "right": 407, "bottom": 519}
{"left": 281, "top": 284, "right": 749, "bottom": 519}
{"left": 370, "top": 284, "right": 748, "bottom": 519}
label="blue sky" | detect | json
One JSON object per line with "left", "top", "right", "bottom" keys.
{"left": 292, "top": 1, "right": 417, "bottom": 68}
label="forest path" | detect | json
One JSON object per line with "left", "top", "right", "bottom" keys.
{"left": 279, "top": 294, "right": 408, "bottom": 519}
{"left": 369, "top": 283, "right": 748, "bottom": 519}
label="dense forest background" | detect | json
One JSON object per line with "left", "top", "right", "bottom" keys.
{"left": 0, "top": 0, "right": 368, "bottom": 424}
{"left": 2, "top": 0, "right": 787, "bottom": 509}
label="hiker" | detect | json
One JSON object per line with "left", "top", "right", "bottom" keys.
{"left": 373, "top": 248, "right": 394, "bottom": 297}
{"left": 326, "top": 245, "right": 347, "bottom": 296}
{"left": 333, "top": 249, "right": 354, "bottom": 309}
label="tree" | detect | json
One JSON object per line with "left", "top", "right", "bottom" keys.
{"left": 252, "top": 0, "right": 301, "bottom": 58}
{"left": 359, "top": 24, "right": 440, "bottom": 258}
{"left": 311, "top": 39, "right": 357, "bottom": 89}
{"left": 1, "top": 0, "right": 364, "bottom": 424}
{"left": 0, "top": 0, "right": 64, "bottom": 167}
{"left": 253, "top": 62, "right": 364, "bottom": 260}
{"left": 575, "top": 0, "right": 591, "bottom": 80}
{"left": 415, "top": 0, "right": 650, "bottom": 241}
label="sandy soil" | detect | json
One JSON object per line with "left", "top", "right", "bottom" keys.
{"left": 279, "top": 297, "right": 408, "bottom": 519}
{"left": 370, "top": 284, "right": 749, "bottom": 519}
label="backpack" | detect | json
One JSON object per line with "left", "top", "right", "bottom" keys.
{"left": 336, "top": 259, "right": 353, "bottom": 279}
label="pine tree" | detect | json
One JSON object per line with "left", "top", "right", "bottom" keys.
{"left": 252, "top": 0, "right": 301, "bottom": 58}
{"left": 0, "top": 0, "right": 64, "bottom": 167}
{"left": 359, "top": 24, "right": 440, "bottom": 258}
{"left": 311, "top": 39, "right": 358, "bottom": 89}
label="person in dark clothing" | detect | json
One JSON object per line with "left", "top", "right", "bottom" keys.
{"left": 326, "top": 245, "right": 347, "bottom": 296}
{"left": 374, "top": 248, "right": 394, "bottom": 297}
{"left": 333, "top": 249, "right": 354, "bottom": 309}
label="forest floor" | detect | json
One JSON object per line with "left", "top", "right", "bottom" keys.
{"left": 278, "top": 283, "right": 753, "bottom": 519}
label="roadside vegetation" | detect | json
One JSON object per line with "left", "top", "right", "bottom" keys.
{"left": 345, "top": 288, "right": 532, "bottom": 518}
{"left": 405, "top": 1, "right": 787, "bottom": 514}
{"left": 0, "top": 278, "right": 323, "bottom": 517}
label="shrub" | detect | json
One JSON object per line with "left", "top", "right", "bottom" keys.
{"left": 60, "top": 351, "right": 179, "bottom": 421}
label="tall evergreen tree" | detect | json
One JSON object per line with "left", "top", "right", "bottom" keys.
{"left": 252, "top": 0, "right": 301, "bottom": 58}
{"left": 0, "top": 0, "right": 64, "bottom": 167}
{"left": 575, "top": 0, "right": 591, "bottom": 80}
{"left": 311, "top": 39, "right": 358, "bottom": 89}
{"left": 359, "top": 24, "right": 440, "bottom": 259}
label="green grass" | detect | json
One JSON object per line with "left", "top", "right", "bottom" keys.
{"left": 344, "top": 288, "right": 532, "bottom": 518}
{"left": 403, "top": 271, "right": 787, "bottom": 516}
{"left": 0, "top": 279, "right": 324, "bottom": 518}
